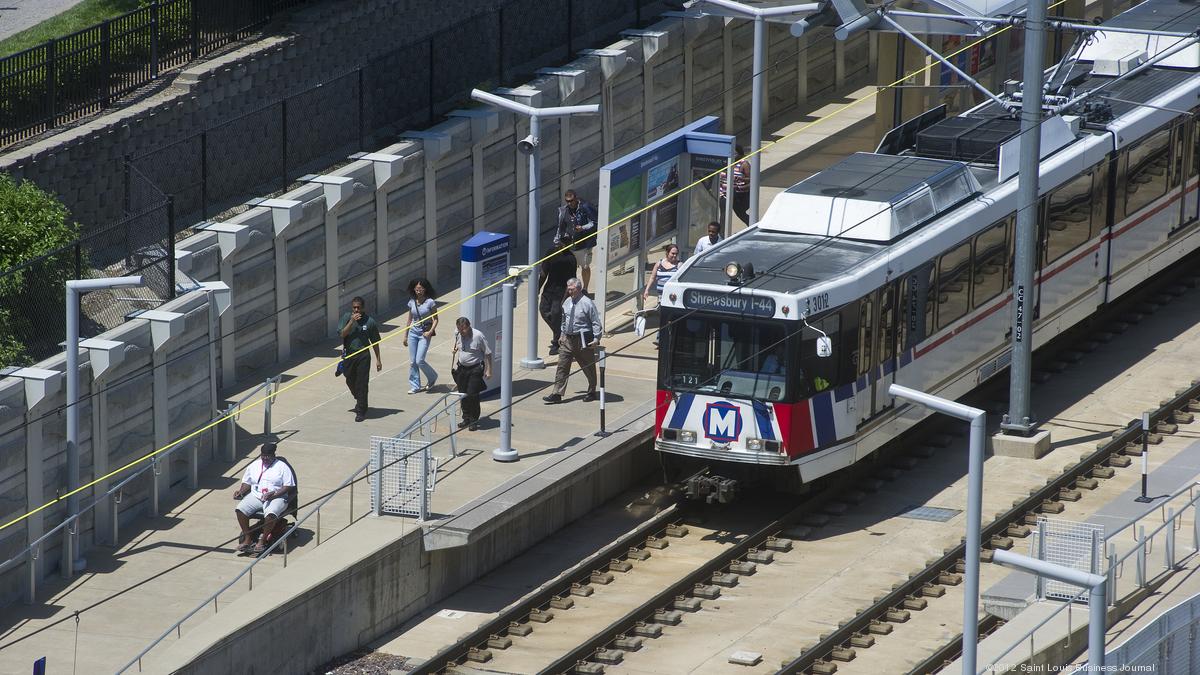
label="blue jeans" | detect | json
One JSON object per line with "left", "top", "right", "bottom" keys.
{"left": 408, "top": 330, "right": 438, "bottom": 390}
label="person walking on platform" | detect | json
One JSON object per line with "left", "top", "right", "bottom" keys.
{"left": 451, "top": 317, "right": 492, "bottom": 431}
{"left": 554, "top": 189, "right": 599, "bottom": 291}
{"left": 693, "top": 221, "right": 723, "bottom": 256}
{"left": 643, "top": 243, "right": 681, "bottom": 349}
{"left": 539, "top": 246, "right": 578, "bottom": 356}
{"left": 339, "top": 296, "right": 382, "bottom": 422}
{"left": 719, "top": 145, "right": 751, "bottom": 227}
{"left": 403, "top": 278, "right": 439, "bottom": 394}
{"left": 543, "top": 278, "right": 602, "bottom": 404}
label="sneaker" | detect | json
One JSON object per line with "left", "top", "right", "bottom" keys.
{"left": 548, "top": 346, "right": 560, "bottom": 356}
{"left": 583, "top": 392, "right": 599, "bottom": 402}
{"left": 542, "top": 394, "right": 562, "bottom": 404}
{"left": 408, "top": 387, "right": 421, "bottom": 394}
{"left": 458, "top": 419, "right": 470, "bottom": 429}
{"left": 355, "top": 413, "right": 365, "bottom": 423}
{"left": 468, "top": 421, "right": 479, "bottom": 431}
{"left": 426, "top": 376, "right": 438, "bottom": 392}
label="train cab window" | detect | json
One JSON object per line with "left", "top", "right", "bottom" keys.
{"left": 972, "top": 218, "right": 1008, "bottom": 308}
{"left": 1123, "top": 127, "right": 1171, "bottom": 218}
{"left": 1045, "top": 172, "right": 1093, "bottom": 263}
{"left": 936, "top": 241, "right": 970, "bottom": 330}
{"left": 663, "top": 315, "right": 791, "bottom": 402}
{"left": 800, "top": 315, "right": 840, "bottom": 396}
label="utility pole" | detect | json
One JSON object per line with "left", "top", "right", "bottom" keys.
{"left": 1003, "top": 0, "right": 1047, "bottom": 436}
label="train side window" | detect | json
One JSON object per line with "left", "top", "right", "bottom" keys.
{"left": 878, "top": 285, "right": 896, "bottom": 365}
{"left": 1123, "top": 126, "right": 1171, "bottom": 218}
{"left": 899, "top": 265, "right": 933, "bottom": 352}
{"left": 1090, "top": 162, "right": 1109, "bottom": 239}
{"left": 1045, "top": 172, "right": 1092, "bottom": 263}
{"left": 936, "top": 241, "right": 970, "bottom": 330}
{"left": 972, "top": 219, "right": 1008, "bottom": 308}
{"left": 857, "top": 296, "right": 874, "bottom": 377}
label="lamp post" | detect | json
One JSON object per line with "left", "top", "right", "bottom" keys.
{"left": 65, "top": 275, "right": 143, "bottom": 575}
{"left": 470, "top": 89, "right": 599, "bottom": 370}
{"left": 889, "top": 384, "right": 985, "bottom": 675}
{"left": 697, "top": 0, "right": 821, "bottom": 225}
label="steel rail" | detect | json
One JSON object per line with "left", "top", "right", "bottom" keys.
{"left": 777, "top": 377, "right": 1200, "bottom": 674}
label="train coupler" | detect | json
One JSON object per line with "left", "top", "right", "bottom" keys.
{"left": 683, "top": 474, "right": 739, "bottom": 504}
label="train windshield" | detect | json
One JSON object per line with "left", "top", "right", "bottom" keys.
{"left": 663, "top": 314, "right": 792, "bottom": 402}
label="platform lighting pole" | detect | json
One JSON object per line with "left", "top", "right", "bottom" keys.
{"left": 888, "top": 384, "right": 984, "bottom": 675}
{"left": 698, "top": 1, "right": 821, "bottom": 225}
{"left": 65, "top": 275, "right": 144, "bottom": 577}
{"left": 1003, "top": 0, "right": 1048, "bottom": 436}
{"left": 991, "top": 549, "right": 1107, "bottom": 673}
{"left": 470, "top": 89, "right": 599, "bottom": 370}
{"left": 493, "top": 283, "right": 518, "bottom": 462}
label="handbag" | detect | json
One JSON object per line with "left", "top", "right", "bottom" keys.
{"left": 334, "top": 349, "right": 346, "bottom": 377}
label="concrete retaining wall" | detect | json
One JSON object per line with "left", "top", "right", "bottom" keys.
{"left": 0, "top": 289, "right": 222, "bottom": 606}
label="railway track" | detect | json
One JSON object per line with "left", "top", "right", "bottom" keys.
{"left": 403, "top": 267, "right": 1200, "bottom": 675}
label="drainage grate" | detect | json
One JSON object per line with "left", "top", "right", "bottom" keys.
{"left": 899, "top": 506, "right": 962, "bottom": 522}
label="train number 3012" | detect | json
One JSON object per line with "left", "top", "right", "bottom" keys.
{"left": 804, "top": 293, "right": 830, "bottom": 316}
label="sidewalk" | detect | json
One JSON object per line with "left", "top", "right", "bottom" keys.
{"left": 0, "top": 94, "right": 883, "bottom": 674}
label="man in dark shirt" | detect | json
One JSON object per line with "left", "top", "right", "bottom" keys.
{"left": 539, "top": 246, "right": 578, "bottom": 356}
{"left": 554, "top": 190, "right": 599, "bottom": 291}
{"left": 339, "top": 296, "right": 382, "bottom": 422}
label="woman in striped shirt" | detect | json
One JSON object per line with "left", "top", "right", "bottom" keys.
{"left": 719, "top": 144, "right": 751, "bottom": 226}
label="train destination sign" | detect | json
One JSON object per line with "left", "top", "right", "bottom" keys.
{"left": 683, "top": 290, "right": 776, "bottom": 317}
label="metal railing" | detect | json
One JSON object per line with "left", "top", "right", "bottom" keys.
{"left": 119, "top": 389, "right": 463, "bottom": 672}
{"left": 0, "top": 375, "right": 278, "bottom": 604}
{"left": 980, "top": 480, "right": 1200, "bottom": 673}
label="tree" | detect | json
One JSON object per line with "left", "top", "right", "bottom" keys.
{"left": 0, "top": 174, "right": 81, "bottom": 367}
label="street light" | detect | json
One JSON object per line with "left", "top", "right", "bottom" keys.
{"left": 65, "top": 275, "right": 143, "bottom": 574}
{"left": 470, "top": 88, "right": 599, "bottom": 370}
{"left": 696, "top": 0, "right": 822, "bottom": 226}
{"left": 888, "top": 383, "right": 985, "bottom": 675}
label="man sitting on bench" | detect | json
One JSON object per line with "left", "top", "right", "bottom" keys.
{"left": 233, "top": 442, "right": 296, "bottom": 555}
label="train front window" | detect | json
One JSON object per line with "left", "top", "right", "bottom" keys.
{"left": 666, "top": 316, "right": 790, "bottom": 402}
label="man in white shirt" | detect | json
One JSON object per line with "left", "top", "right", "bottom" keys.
{"left": 544, "top": 278, "right": 603, "bottom": 404}
{"left": 233, "top": 443, "right": 296, "bottom": 554}
{"left": 693, "top": 221, "right": 723, "bottom": 256}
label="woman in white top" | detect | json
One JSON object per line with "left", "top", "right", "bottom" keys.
{"left": 643, "top": 244, "right": 681, "bottom": 347}
{"left": 403, "top": 278, "right": 439, "bottom": 393}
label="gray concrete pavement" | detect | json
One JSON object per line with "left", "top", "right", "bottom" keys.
{"left": 0, "top": 0, "right": 87, "bottom": 43}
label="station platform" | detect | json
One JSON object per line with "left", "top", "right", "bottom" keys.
{"left": 0, "top": 88, "right": 884, "bottom": 675}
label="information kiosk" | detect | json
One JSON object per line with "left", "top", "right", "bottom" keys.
{"left": 460, "top": 231, "right": 511, "bottom": 395}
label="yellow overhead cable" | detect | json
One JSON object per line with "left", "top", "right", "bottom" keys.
{"left": 0, "top": 15, "right": 1045, "bottom": 534}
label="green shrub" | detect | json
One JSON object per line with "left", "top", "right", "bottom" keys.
{"left": 0, "top": 174, "right": 81, "bottom": 367}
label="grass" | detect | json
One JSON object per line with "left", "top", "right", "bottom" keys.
{"left": 0, "top": 0, "right": 144, "bottom": 58}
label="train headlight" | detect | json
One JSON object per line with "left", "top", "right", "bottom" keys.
{"left": 724, "top": 262, "right": 741, "bottom": 281}
{"left": 746, "top": 437, "right": 764, "bottom": 451}
{"left": 679, "top": 430, "right": 697, "bottom": 443}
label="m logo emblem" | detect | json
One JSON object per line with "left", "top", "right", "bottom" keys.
{"left": 702, "top": 402, "right": 742, "bottom": 443}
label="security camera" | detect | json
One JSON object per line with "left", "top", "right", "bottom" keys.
{"left": 517, "top": 134, "right": 540, "bottom": 155}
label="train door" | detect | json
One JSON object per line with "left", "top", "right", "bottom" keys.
{"left": 872, "top": 282, "right": 900, "bottom": 415}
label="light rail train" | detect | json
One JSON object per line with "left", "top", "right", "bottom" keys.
{"left": 653, "top": 0, "right": 1200, "bottom": 500}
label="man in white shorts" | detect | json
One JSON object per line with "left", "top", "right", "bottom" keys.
{"left": 233, "top": 443, "right": 296, "bottom": 554}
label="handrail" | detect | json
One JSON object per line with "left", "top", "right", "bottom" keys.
{"left": 398, "top": 391, "right": 464, "bottom": 457}
{"left": 116, "top": 454, "right": 389, "bottom": 674}
{"left": 119, "top": 392, "right": 462, "bottom": 672}
{"left": 0, "top": 375, "right": 280, "bottom": 601}
{"left": 980, "top": 485, "right": 1200, "bottom": 673}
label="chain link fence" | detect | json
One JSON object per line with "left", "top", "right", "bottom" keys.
{"left": 0, "top": 168, "right": 175, "bottom": 367}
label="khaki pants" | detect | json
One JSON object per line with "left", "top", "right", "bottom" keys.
{"left": 553, "top": 334, "right": 597, "bottom": 396}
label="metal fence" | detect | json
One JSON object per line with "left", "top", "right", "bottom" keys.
{"left": 0, "top": 0, "right": 313, "bottom": 147}
{"left": 126, "top": 0, "right": 664, "bottom": 228}
{"left": 1033, "top": 518, "right": 1105, "bottom": 602}
{"left": 0, "top": 170, "right": 175, "bottom": 367}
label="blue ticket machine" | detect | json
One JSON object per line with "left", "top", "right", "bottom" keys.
{"left": 460, "top": 232, "right": 511, "bottom": 395}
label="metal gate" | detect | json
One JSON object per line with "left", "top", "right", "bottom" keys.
{"left": 1034, "top": 517, "right": 1105, "bottom": 602}
{"left": 369, "top": 436, "right": 437, "bottom": 520}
